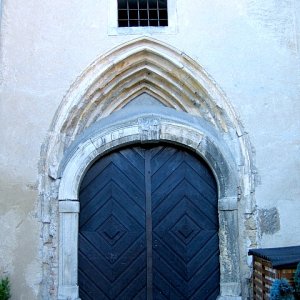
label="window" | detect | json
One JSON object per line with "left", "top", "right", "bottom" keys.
{"left": 118, "top": 0, "right": 168, "bottom": 27}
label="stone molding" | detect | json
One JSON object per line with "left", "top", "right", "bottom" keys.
{"left": 47, "top": 37, "right": 250, "bottom": 180}
{"left": 58, "top": 201, "right": 80, "bottom": 213}
{"left": 38, "top": 37, "right": 256, "bottom": 299}
{"left": 57, "top": 110, "right": 242, "bottom": 299}
{"left": 58, "top": 200, "right": 80, "bottom": 300}
{"left": 58, "top": 108, "right": 237, "bottom": 200}
{"left": 219, "top": 197, "right": 238, "bottom": 211}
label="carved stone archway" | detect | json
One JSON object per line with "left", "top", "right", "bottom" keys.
{"left": 39, "top": 37, "right": 256, "bottom": 299}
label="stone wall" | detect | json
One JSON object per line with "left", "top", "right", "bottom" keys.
{"left": 0, "top": 0, "right": 300, "bottom": 299}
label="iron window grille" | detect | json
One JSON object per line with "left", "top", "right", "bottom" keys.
{"left": 118, "top": 0, "right": 168, "bottom": 27}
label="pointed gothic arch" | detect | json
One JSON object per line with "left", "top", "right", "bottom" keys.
{"left": 39, "top": 37, "right": 256, "bottom": 299}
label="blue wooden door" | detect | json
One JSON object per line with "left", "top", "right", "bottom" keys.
{"left": 78, "top": 145, "right": 219, "bottom": 299}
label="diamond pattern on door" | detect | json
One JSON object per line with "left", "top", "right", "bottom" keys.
{"left": 151, "top": 147, "right": 219, "bottom": 299}
{"left": 78, "top": 145, "right": 219, "bottom": 299}
{"left": 96, "top": 215, "right": 128, "bottom": 246}
{"left": 79, "top": 148, "right": 147, "bottom": 299}
{"left": 171, "top": 213, "right": 203, "bottom": 245}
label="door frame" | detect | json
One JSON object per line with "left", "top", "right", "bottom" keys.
{"left": 39, "top": 37, "right": 256, "bottom": 299}
{"left": 57, "top": 107, "right": 242, "bottom": 300}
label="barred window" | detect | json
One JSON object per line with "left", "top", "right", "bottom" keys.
{"left": 118, "top": 0, "right": 168, "bottom": 27}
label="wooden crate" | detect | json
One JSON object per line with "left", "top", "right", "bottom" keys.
{"left": 252, "top": 256, "right": 297, "bottom": 300}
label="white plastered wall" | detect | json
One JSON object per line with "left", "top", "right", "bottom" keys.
{"left": 0, "top": 0, "right": 300, "bottom": 299}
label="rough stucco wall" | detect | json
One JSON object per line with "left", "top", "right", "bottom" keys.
{"left": 0, "top": 176, "right": 41, "bottom": 299}
{"left": 0, "top": 0, "right": 300, "bottom": 298}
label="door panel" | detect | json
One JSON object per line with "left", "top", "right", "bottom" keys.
{"left": 79, "top": 145, "right": 219, "bottom": 299}
{"left": 151, "top": 146, "right": 219, "bottom": 299}
{"left": 79, "top": 149, "right": 147, "bottom": 299}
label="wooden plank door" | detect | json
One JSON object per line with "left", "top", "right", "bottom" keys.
{"left": 78, "top": 145, "right": 219, "bottom": 299}
{"left": 78, "top": 147, "right": 147, "bottom": 299}
{"left": 150, "top": 146, "right": 220, "bottom": 299}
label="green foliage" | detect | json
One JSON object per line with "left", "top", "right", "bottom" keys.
{"left": 270, "top": 278, "right": 294, "bottom": 300}
{"left": 0, "top": 277, "right": 10, "bottom": 300}
{"left": 295, "top": 262, "right": 300, "bottom": 293}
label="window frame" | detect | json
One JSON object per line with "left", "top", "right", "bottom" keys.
{"left": 117, "top": 0, "right": 168, "bottom": 28}
{"left": 108, "top": 0, "right": 177, "bottom": 35}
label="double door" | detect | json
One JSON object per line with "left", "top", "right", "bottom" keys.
{"left": 78, "top": 145, "right": 220, "bottom": 299}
